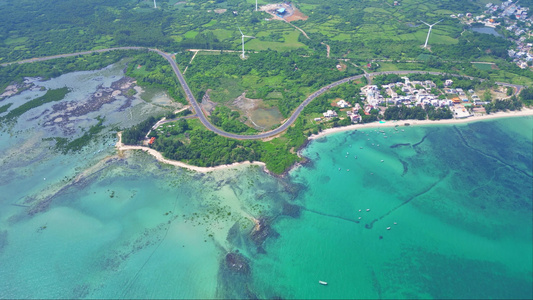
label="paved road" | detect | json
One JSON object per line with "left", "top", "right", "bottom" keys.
{"left": 1, "top": 48, "right": 525, "bottom": 139}
{"left": 0, "top": 47, "right": 146, "bottom": 67}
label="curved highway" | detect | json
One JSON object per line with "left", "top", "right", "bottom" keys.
{"left": 1, "top": 48, "right": 525, "bottom": 140}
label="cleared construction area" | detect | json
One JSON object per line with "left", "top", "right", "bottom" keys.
{"left": 260, "top": 3, "right": 308, "bottom": 22}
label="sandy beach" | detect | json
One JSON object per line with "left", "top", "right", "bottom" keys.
{"left": 309, "top": 108, "right": 533, "bottom": 140}
{"left": 116, "top": 108, "right": 533, "bottom": 173}
{"left": 115, "top": 132, "right": 266, "bottom": 173}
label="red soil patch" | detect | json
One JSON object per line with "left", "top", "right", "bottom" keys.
{"left": 286, "top": 9, "right": 308, "bottom": 22}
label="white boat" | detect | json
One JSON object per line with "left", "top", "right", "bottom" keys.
{"left": 319, "top": 281, "right": 328, "bottom": 285}
{"left": 387, "top": 227, "right": 391, "bottom": 230}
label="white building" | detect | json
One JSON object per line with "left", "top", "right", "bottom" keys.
{"left": 323, "top": 110, "right": 338, "bottom": 118}
{"left": 337, "top": 99, "right": 351, "bottom": 108}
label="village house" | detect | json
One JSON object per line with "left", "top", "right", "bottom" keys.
{"left": 336, "top": 99, "right": 351, "bottom": 108}
{"left": 323, "top": 110, "right": 338, "bottom": 118}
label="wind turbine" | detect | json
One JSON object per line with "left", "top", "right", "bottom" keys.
{"left": 255, "top": 0, "right": 258, "bottom": 11}
{"left": 420, "top": 19, "right": 443, "bottom": 48}
{"left": 153, "top": 0, "right": 157, "bottom": 8}
{"left": 238, "top": 27, "right": 255, "bottom": 59}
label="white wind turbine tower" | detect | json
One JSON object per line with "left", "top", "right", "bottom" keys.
{"left": 420, "top": 19, "right": 443, "bottom": 48}
{"left": 255, "top": 0, "right": 258, "bottom": 11}
{"left": 153, "top": 0, "right": 157, "bottom": 8}
{"left": 238, "top": 27, "right": 255, "bottom": 59}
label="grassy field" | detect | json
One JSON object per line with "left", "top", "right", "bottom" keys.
{"left": 473, "top": 62, "right": 495, "bottom": 70}
{"left": 247, "top": 31, "right": 306, "bottom": 51}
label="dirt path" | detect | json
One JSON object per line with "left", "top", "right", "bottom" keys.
{"left": 349, "top": 61, "right": 371, "bottom": 84}
{"left": 321, "top": 42, "right": 331, "bottom": 58}
{"left": 287, "top": 22, "right": 310, "bottom": 39}
{"left": 183, "top": 50, "right": 198, "bottom": 74}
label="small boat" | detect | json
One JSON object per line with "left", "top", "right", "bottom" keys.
{"left": 358, "top": 217, "right": 361, "bottom": 220}
{"left": 381, "top": 160, "right": 384, "bottom": 162}
{"left": 347, "top": 169, "right": 350, "bottom": 171}
{"left": 358, "top": 209, "right": 362, "bottom": 212}
{"left": 319, "top": 281, "right": 328, "bottom": 285}
{"left": 366, "top": 209, "right": 370, "bottom": 212}
{"left": 386, "top": 227, "right": 391, "bottom": 230}
{"left": 393, "top": 222, "right": 397, "bottom": 225}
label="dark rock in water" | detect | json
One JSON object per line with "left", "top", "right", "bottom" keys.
{"left": 227, "top": 222, "right": 241, "bottom": 243}
{"left": 250, "top": 218, "right": 279, "bottom": 246}
{"left": 281, "top": 181, "right": 306, "bottom": 200}
{"left": 245, "top": 287, "right": 259, "bottom": 299}
{"left": 282, "top": 201, "right": 302, "bottom": 218}
{"left": 0, "top": 230, "right": 7, "bottom": 254}
{"left": 225, "top": 252, "right": 250, "bottom": 275}
{"left": 217, "top": 251, "right": 255, "bottom": 299}
{"left": 71, "top": 283, "right": 90, "bottom": 298}
{"left": 399, "top": 159, "right": 409, "bottom": 176}
{"left": 390, "top": 143, "right": 411, "bottom": 148}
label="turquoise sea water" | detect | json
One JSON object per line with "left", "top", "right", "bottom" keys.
{"left": 0, "top": 65, "right": 532, "bottom": 299}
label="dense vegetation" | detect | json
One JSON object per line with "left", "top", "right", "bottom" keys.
{"left": 0, "top": 104, "right": 12, "bottom": 114}
{"left": 383, "top": 105, "right": 453, "bottom": 120}
{"left": 519, "top": 87, "right": 533, "bottom": 106}
{"left": 121, "top": 116, "right": 159, "bottom": 145}
{"left": 132, "top": 118, "right": 305, "bottom": 174}
{"left": 484, "top": 96, "right": 523, "bottom": 114}
{"left": 125, "top": 52, "right": 187, "bottom": 104}
{"left": 1, "top": 87, "right": 70, "bottom": 122}
{"left": 210, "top": 106, "right": 258, "bottom": 134}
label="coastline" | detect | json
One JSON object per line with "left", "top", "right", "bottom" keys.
{"left": 115, "top": 132, "right": 266, "bottom": 173}
{"left": 309, "top": 108, "right": 533, "bottom": 140}
{"left": 116, "top": 108, "right": 533, "bottom": 174}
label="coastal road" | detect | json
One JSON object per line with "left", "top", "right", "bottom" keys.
{"left": 0, "top": 47, "right": 146, "bottom": 67}
{"left": 1, "top": 48, "right": 526, "bottom": 139}
{"left": 158, "top": 61, "right": 525, "bottom": 140}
